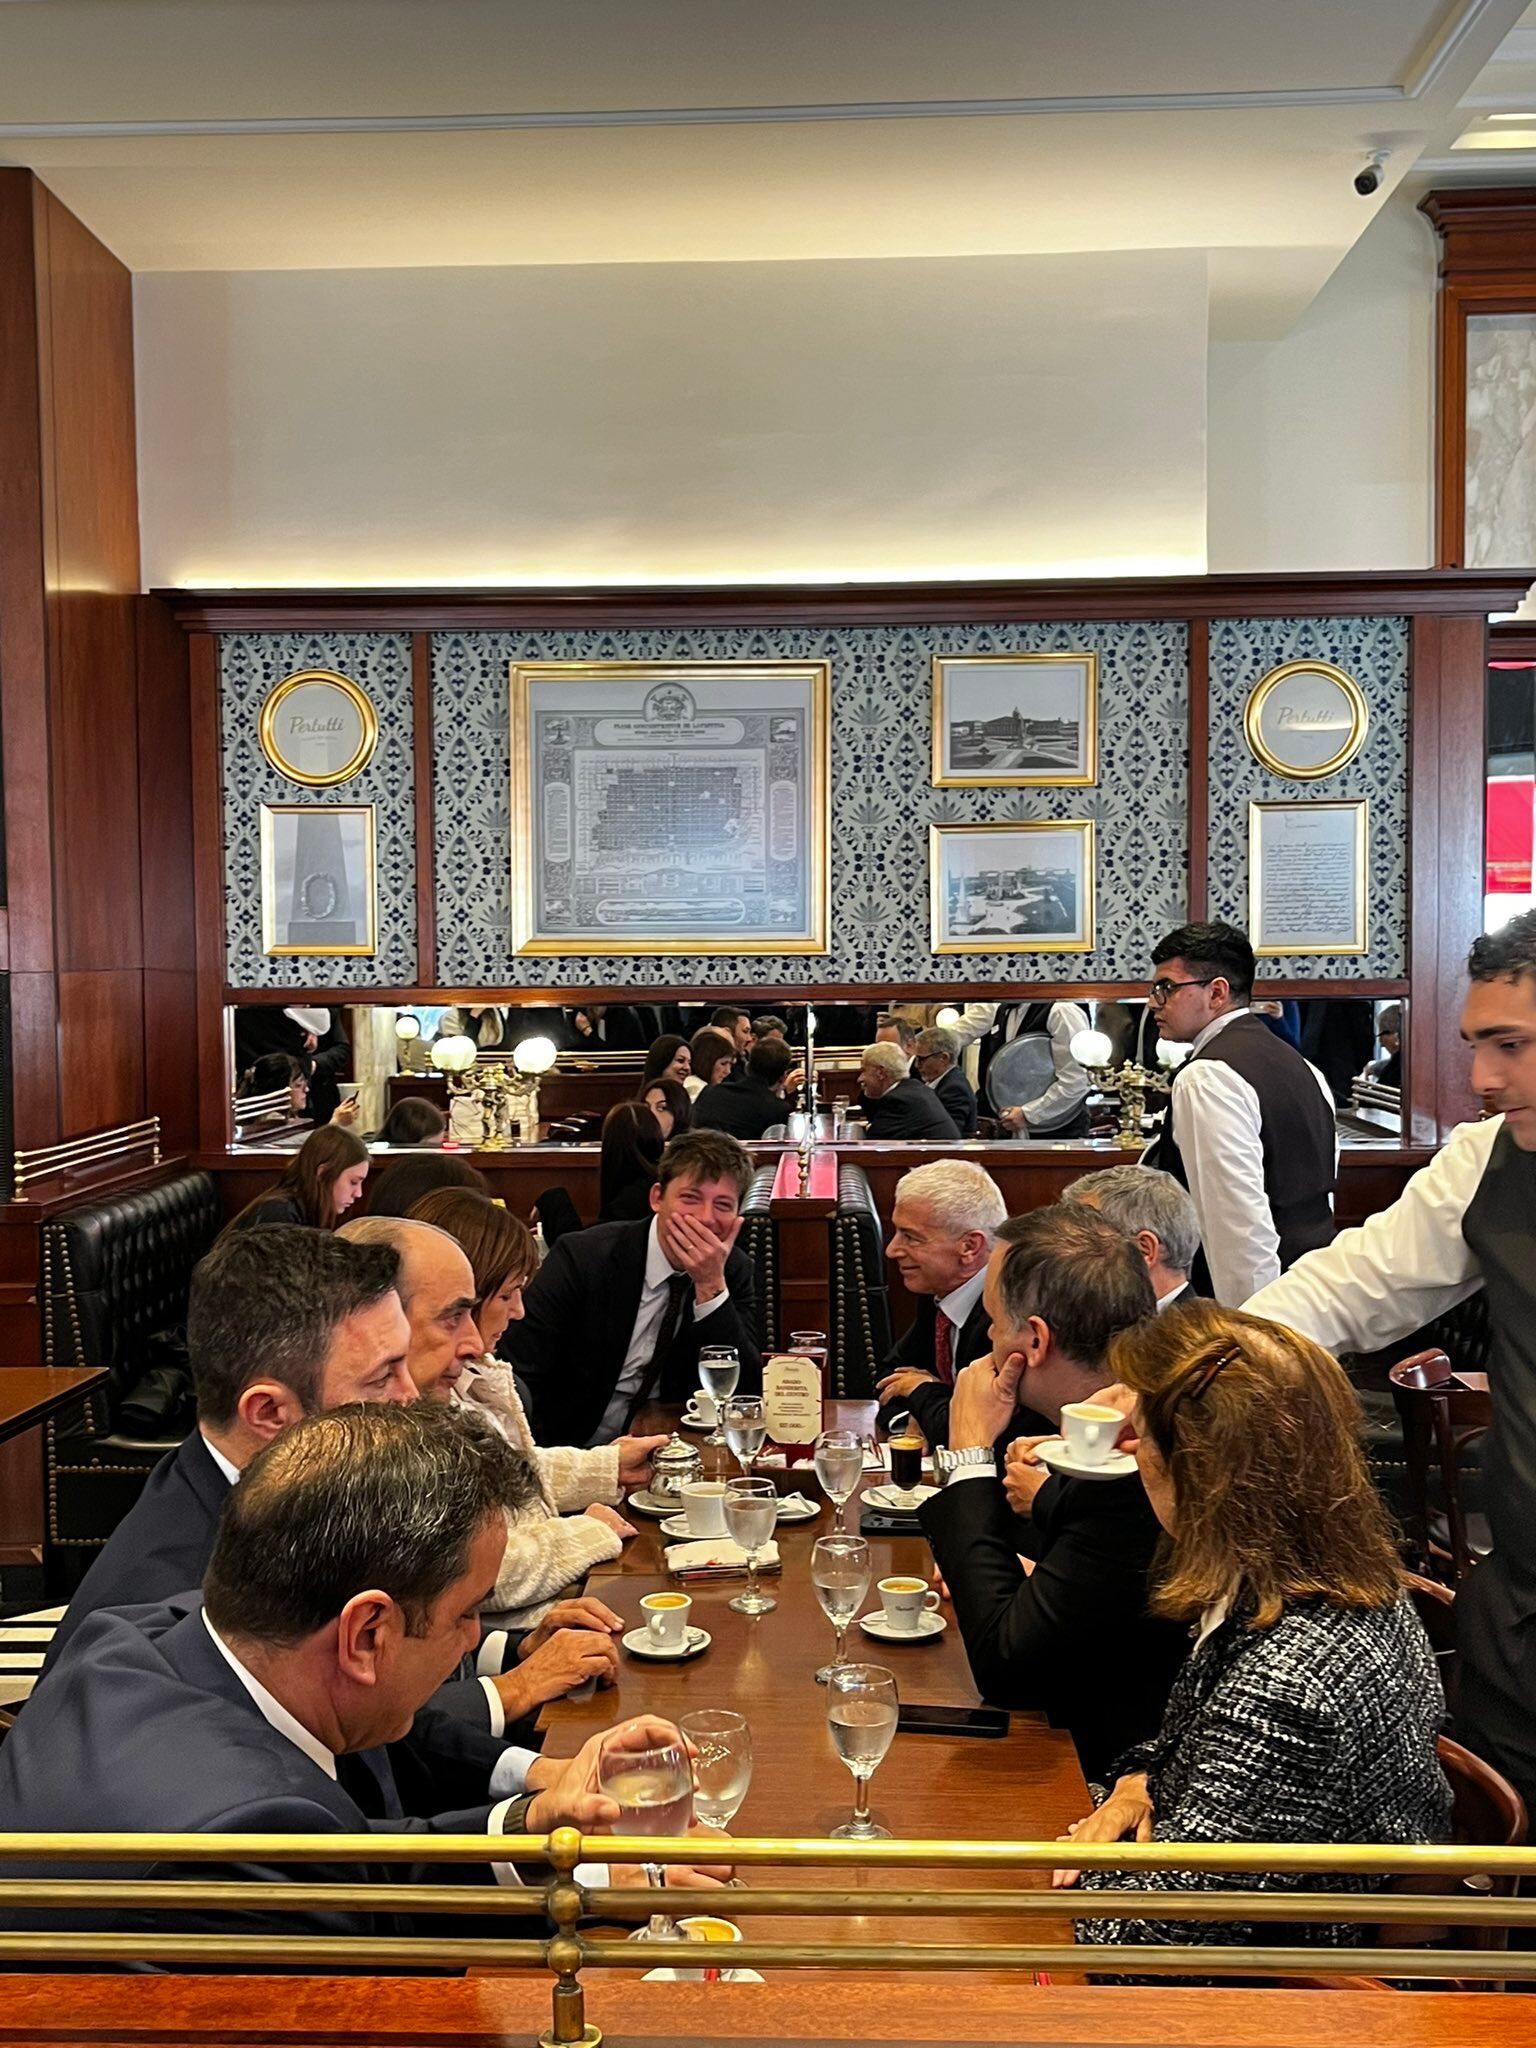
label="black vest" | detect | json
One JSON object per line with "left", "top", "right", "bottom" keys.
{"left": 983, "top": 1002, "right": 1089, "bottom": 1137}
{"left": 1462, "top": 1128, "right": 1536, "bottom": 1599}
{"left": 1148, "top": 1013, "right": 1336, "bottom": 1279}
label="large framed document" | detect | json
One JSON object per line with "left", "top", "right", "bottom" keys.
{"left": 510, "top": 661, "right": 830, "bottom": 955}
{"left": 1248, "top": 799, "right": 1368, "bottom": 957}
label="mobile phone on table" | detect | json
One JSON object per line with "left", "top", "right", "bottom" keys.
{"left": 896, "top": 1703, "right": 1010, "bottom": 1739}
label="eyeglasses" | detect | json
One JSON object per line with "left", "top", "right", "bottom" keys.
{"left": 1148, "top": 976, "right": 1217, "bottom": 1005}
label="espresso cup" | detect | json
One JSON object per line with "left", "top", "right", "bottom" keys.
{"left": 879, "top": 1576, "right": 941, "bottom": 1633}
{"left": 1060, "top": 1400, "right": 1124, "bottom": 1466}
{"left": 641, "top": 1591, "right": 693, "bottom": 1649}
{"left": 682, "top": 1479, "right": 728, "bottom": 1538}
{"left": 692, "top": 1388, "right": 720, "bottom": 1426}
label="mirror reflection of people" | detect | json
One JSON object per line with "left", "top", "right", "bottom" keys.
{"left": 912, "top": 1027, "right": 978, "bottom": 1137}
{"left": 369, "top": 1097, "right": 447, "bottom": 1147}
{"left": 640, "top": 1077, "right": 693, "bottom": 1142}
{"left": 598, "top": 1102, "right": 665, "bottom": 1223}
{"left": 686, "top": 1028, "right": 736, "bottom": 1100}
{"left": 858, "top": 1043, "right": 961, "bottom": 1141}
{"left": 234, "top": 1005, "right": 350, "bottom": 1123}
{"left": 642, "top": 1035, "right": 692, "bottom": 1088}
{"left": 1367, "top": 1003, "right": 1402, "bottom": 1090}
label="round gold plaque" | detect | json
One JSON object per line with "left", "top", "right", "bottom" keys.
{"left": 258, "top": 669, "right": 378, "bottom": 787}
{"left": 1242, "top": 659, "right": 1369, "bottom": 782}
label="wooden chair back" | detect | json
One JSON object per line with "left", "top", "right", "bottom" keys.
{"left": 1388, "top": 1350, "right": 1493, "bottom": 1580}
{"left": 1403, "top": 1571, "right": 1459, "bottom": 1711}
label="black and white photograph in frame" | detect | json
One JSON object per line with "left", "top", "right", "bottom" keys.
{"left": 259, "top": 803, "right": 377, "bottom": 957}
{"left": 930, "top": 820, "right": 1095, "bottom": 954}
{"left": 932, "top": 652, "right": 1098, "bottom": 787}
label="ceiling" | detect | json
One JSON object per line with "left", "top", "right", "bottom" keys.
{"left": 0, "top": 0, "right": 1526, "bottom": 335}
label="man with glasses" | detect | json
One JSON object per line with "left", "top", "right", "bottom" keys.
{"left": 1142, "top": 921, "right": 1336, "bottom": 1304}
{"left": 912, "top": 1026, "right": 979, "bottom": 1137}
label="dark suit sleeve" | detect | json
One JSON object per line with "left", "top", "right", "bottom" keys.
{"left": 502, "top": 1237, "right": 583, "bottom": 1437}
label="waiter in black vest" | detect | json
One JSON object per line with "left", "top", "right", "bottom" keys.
{"left": 1247, "top": 910, "right": 1536, "bottom": 1813}
{"left": 1142, "top": 921, "right": 1336, "bottom": 1305}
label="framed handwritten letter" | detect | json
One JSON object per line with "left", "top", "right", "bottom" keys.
{"left": 1249, "top": 800, "right": 1368, "bottom": 957}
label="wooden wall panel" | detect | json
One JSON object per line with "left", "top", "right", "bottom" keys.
{"left": 56, "top": 970, "right": 145, "bottom": 1135}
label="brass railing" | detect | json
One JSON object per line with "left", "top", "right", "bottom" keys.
{"left": 3, "top": 1830, "right": 1536, "bottom": 2044}
{"left": 12, "top": 1117, "right": 160, "bottom": 1196}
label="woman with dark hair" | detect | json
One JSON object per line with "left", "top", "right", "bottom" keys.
{"left": 369, "top": 1096, "right": 448, "bottom": 1147}
{"left": 639, "top": 1076, "right": 692, "bottom": 1143}
{"left": 221, "top": 1124, "right": 370, "bottom": 1237}
{"left": 1058, "top": 1302, "right": 1451, "bottom": 1962}
{"left": 409, "top": 1188, "right": 664, "bottom": 1626}
{"left": 641, "top": 1034, "right": 691, "bottom": 1088}
{"left": 685, "top": 1026, "right": 736, "bottom": 1100}
{"left": 365, "top": 1151, "right": 489, "bottom": 1217}
{"left": 598, "top": 1101, "right": 664, "bottom": 1222}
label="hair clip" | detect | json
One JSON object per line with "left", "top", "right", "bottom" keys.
{"left": 1182, "top": 1342, "right": 1241, "bottom": 1404}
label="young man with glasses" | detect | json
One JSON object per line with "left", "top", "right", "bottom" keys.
{"left": 1142, "top": 921, "right": 1336, "bottom": 1304}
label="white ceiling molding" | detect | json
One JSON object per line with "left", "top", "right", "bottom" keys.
{"left": 1402, "top": 0, "right": 1514, "bottom": 96}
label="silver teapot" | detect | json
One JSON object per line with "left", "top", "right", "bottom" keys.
{"left": 649, "top": 1433, "right": 704, "bottom": 1503}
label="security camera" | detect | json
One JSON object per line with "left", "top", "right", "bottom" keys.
{"left": 1354, "top": 151, "right": 1389, "bottom": 198}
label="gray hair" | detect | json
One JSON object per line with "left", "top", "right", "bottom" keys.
{"left": 913, "top": 1026, "right": 960, "bottom": 1067}
{"left": 1061, "top": 1165, "right": 1200, "bottom": 1276}
{"left": 894, "top": 1160, "right": 1006, "bottom": 1240}
{"left": 338, "top": 1215, "right": 464, "bottom": 1305}
{"left": 861, "top": 1041, "right": 910, "bottom": 1082}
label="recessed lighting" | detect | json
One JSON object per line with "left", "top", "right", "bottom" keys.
{"left": 1487, "top": 112, "right": 1536, "bottom": 121}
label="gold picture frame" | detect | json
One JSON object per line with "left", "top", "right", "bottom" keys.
{"left": 259, "top": 803, "right": 377, "bottom": 957}
{"left": 930, "top": 819, "right": 1095, "bottom": 954}
{"left": 1249, "top": 799, "right": 1368, "bottom": 957}
{"left": 1242, "top": 660, "right": 1369, "bottom": 781}
{"left": 510, "top": 660, "right": 830, "bottom": 956}
{"left": 258, "top": 669, "right": 379, "bottom": 787}
{"left": 932, "top": 652, "right": 1099, "bottom": 787}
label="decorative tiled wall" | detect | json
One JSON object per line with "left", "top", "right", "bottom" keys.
{"left": 1207, "top": 616, "right": 1409, "bottom": 980}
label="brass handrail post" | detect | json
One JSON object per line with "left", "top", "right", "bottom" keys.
{"left": 540, "top": 1826, "right": 599, "bottom": 2048}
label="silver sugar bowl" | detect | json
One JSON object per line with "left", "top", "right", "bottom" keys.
{"left": 649, "top": 1433, "right": 704, "bottom": 1503}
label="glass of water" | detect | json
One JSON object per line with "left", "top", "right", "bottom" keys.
{"left": 679, "top": 1708, "right": 753, "bottom": 1828}
{"left": 813, "top": 1427, "right": 864, "bottom": 1532}
{"left": 826, "top": 1663, "right": 898, "bottom": 1840}
{"left": 722, "top": 1394, "right": 768, "bottom": 1477}
{"left": 723, "top": 1475, "right": 778, "bottom": 1615}
{"left": 597, "top": 1737, "right": 694, "bottom": 1902}
{"left": 811, "top": 1533, "right": 871, "bottom": 1685}
{"left": 698, "top": 1345, "right": 740, "bottom": 1447}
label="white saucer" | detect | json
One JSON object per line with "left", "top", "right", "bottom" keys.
{"left": 621, "top": 1624, "right": 712, "bottom": 1662}
{"left": 857, "top": 1608, "right": 947, "bottom": 1643}
{"left": 627, "top": 1490, "right": 685, "bottom": 1518}
{"left": 864, "top": 1483, "right": 939, "bottom": 1511}
{"left": 660, "top": 1513, "right": 720, "bottom": 1540}
{"left": 678, "top": 1407, "right": 716, "bottom": 1433}
{"left": 1032, "top": 1436, "right": 1137, "bottom": 1482}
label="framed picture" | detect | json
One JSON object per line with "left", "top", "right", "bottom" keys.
{"left": 932, "top": 653, "right": 1098, "bottom": 787}
{"left": 258, "top": 669, "right": 378, "bottom": 787}
{"left": 1249, "top": 800, "right": 1368, "bottom": 956}
{"left": 510, "top": 660, "right": 830, "bottom": 955}
{"left": 259, "top": 803, "right": 377, "bottom": 956}
{"left": 930, "top": 820, "right": 1095, "bottom": 954}
{"left": 1242, "top": 660, "right": 1369, "bottom": 781}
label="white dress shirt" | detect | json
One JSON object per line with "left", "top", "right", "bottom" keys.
{"left": 1014, "top": 1002, "right": 1091, "bottom": 1132}
{"left": 1163, "top": 1008, "right": 1337, "bottom": 1307}
{"left": 587, "top": 1216, "right": 729, "bottom": 1447}
{"left": 1245, "top": 1115, "right": 1499, "bottom": 1351}
{"left": 936, "top": 1268, "right": 987, "bottom": 1349}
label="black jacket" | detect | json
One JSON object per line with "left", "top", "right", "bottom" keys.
{"left": 876, "top": 1290, "right": 994, "bottom": 1442}
{"left": 862, "top": 1076, "right": 961, "bottom": 1142}
{"left": 506, "top": 1217, "right": 763, "bottom": 1447}
{"left": 921, "top": 1467, "right": 1187, "bottom": 1782}
{"left": 933, "top": 1067, "right": 978, "bottom": 1138}
{"left": 692, "top": 1071, "right": 789, "bottom": 1141}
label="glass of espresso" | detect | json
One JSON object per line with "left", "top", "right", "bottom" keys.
{"left": 888, "top": 1432, "right": 925, "bottom": 1501}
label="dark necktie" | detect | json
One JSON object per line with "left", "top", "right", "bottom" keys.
{"left": 627, "top": 1271, "right": 693, "bottom": 1424}
{"left": 934, "top": 1311, "right": 955, "bottom": 1386}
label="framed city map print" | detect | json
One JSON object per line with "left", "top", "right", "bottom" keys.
{"left": 510, "top": 660, "right": 830, "bottom": 955}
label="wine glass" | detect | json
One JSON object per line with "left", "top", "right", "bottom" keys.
{"left": 679, "top": 1708, "right": 752, "bottom": 1828}
{"left": 597, "top": 1738, "right": 694, "bottom": 1916}
{"left": 723, "top": 1474, "right": 778, "bottom": 1616}
{"left": 698, "top": 1345, "right": 740, "bottom": 1448}
{"left": 722, "top": 1394, "right": 767, "bottom": 1476}
{"left": 810, "top": 1534, "right": 871, "bottom": 1685}
{"left": 826, "top": 1663, "right": 898, "bottom": 1840}
{"left": 813, "top": 1427, "right": 864, "bottom": 1532}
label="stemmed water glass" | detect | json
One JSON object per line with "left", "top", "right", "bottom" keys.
{"left": 810, "top": 1534, "right": 871, "bottom": 1686}
{"left": 698, "top": 1345, "right": 740, "bottom": 1448}
{"left": 723, "top": 1474, "right": 778, "bottom": 1615}
{"left": 825, "top": 1663, "right": 898, "bottom": 1841}
{"left": 813, "top": 1427, "right": 864, "bottom": 1532}
{"left": 679, "top": 1709, "right": 753, "bottom": 1828}
{"left": 722, "top": 1394, "right": 768, "bottom": 1477}
{"left": 596, "top": 1737, "right": 695, "bottom": 1922}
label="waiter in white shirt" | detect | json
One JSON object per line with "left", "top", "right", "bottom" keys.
{"left": 1141, "top": 921, "right": 1337, "bottom": 1305}
{"left": 964, "top": 1001, "right": 1092, "bottom": 1138}
{"left": 1246, "top": 910, "right": 1536, "bottom": 1811}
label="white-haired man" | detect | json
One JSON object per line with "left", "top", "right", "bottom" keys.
{"left": 858, "top": 1042, "right": 961, "bottom": 1142}
{"left": 1060, "top": 1165, "right": 1202, "bottom": 1310}
{"left": 874, "top": 1160, "right": 1045, "bottom": 1446}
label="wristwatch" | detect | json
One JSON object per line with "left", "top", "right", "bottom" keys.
{"left": 935, "top": 1446, "right": 995, "bottom": 1485}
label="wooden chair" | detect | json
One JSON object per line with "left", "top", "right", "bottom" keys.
{"left": 1404, "top": 1571, "right": 1459, "bottom": 1710}
{"left": 1388, "top": 1350, "right": 1493, "bottom": 1580}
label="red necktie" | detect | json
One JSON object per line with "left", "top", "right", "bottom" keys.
{"left": 934, "top": 1312, "right": 955, "bottom": 1386}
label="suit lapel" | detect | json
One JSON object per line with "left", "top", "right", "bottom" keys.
{"left": 176, "top": 1431, "right": 234, "bottom": 1522}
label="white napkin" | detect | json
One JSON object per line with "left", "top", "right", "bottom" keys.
{"left": 663, "top": 1538, "right": 782, "bottom": 1577}
{"left": 777, "top": 1492, "right": 816, "bottom": 1515}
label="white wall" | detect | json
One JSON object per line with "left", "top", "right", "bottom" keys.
{"left": 134, "top": 250, "right": 1208, "bottom": 588}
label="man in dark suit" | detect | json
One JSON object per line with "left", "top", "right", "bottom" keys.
{"left": 41, "top": 1228, "right": 618, "bottom": 1732}
{"left": 921, "top": 1205, "right": 1185, "bottom": 1781}
{"left": 508, "top": 1128, "right": 764, "bottom": 1447}
{"left": 1060, "top": 1164, "right": 1203, "bottom": 1311}
{"left": 693, "top": 1038, "right": 801, "bottom": 1140}
{"left": 912, "top": 1026, "right": 979, "bottom": 1137}
{"left": 857, "top": 1042, "right": 961, "bottom": 1142}
{"left": 0, "top": 1405, "right": 716, "bottom": 1950}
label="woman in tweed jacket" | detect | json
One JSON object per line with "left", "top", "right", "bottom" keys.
{"left": 1059, "top": 1301, "right": 1452, "bottom": 1958}
{"left": 409, "top": 1188, "right": 667, "bottom": 1629}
